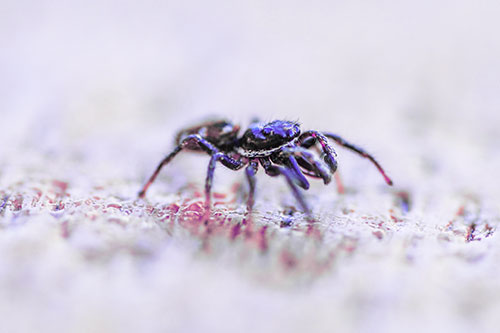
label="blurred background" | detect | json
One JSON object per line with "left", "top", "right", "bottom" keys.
{"left": 2, "top": 0, "right": 499, "bottom": 179}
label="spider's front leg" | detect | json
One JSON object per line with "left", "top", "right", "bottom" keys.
{"left": 280, "top": 147, "right": 332, "bottom": 185}
{"left": 298, "top": 131, "right": 338, "bottom": 174}
{"left": 322, "top": 132, "right": 393, "bottom": 186}
{"left": 259, "top": 157, "right": 313, "bottom": 221}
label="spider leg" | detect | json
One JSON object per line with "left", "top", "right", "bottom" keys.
{"left": 245, "top": 159, "right": 259, "bottom": 223}
{"left": 138, "top": 145, "right": 182, "bottom": 198}
{"left": 138, "top": 134, "right": 244, "bottom": 200}
{"left": 205, "top": 152, "right": 246, "bottom": 210}
{"left": 322, "top": 132, "right": 393, "bottom": 186}
{"left": 296, "top": 152, "right": 344, "bottom": 193}
{"left": 298, "top": 131, "right": 338, "bottom": 174}
{"left": 300, "top": 136, "right": 316, "bottom": 149}
{"left": 272, "top": 153, "right": 310, "bottom": 189}
{"left": 259, "top": 157, "right": 313, "bottom": 220}
{"left": 282, "top": 146, "right": 331, "bottom": 185}
{"left": 286, "top": 155, "right": 310, "bottom": 189}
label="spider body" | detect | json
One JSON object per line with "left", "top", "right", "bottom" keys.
{"left": 175, "top": 119, "right": 240, "bottom": 152}
{"left": 238, "top": 120, "right": 301, "bottom": 156}
{"left": 139, "top": 118, "right": 393, "bottom": 222}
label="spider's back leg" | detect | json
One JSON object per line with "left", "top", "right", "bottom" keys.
{"left": 138, "top": 145, "right": 183, "bottom": 198}
{"left": 139, "top": 134, "right": 244, "bottom": 200}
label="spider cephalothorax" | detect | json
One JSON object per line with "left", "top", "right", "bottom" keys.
{"left": 139, "top": 118, "right": 393, "bottom": 222}
{"left": 238, "top": 120, "right": 301, "bottom": 156}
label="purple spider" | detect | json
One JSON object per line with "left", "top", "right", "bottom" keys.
{"left": 138, "top": 119, "right": 393, "bottom": 221}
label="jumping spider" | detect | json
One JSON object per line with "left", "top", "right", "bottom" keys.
{"left": 139, "top": 119, "right": 393, "bottom": 221}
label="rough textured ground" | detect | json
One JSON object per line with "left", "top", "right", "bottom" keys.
{"left": 2, "top": 145, "right": 499, "bottom": 333}
{"left": 2, "top": 1, "right": 500, "bottom": 332}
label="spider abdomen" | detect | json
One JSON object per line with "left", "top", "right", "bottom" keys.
{"left": 175, "top": 119, "right": 240, "bottom": 151}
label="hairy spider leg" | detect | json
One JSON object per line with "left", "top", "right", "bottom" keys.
{"left": 274, "top": 153, "right": 310, "bottom": 190}
{"left": 299, "top": 136, "right": 316, "bottom": 149}
{"left": 322, "top": 132, "right": 393, "bottom": 186}
{"left": 294, "top": 137, "right": 322, "bottom": 173}
{"left": 138, "top": 145, "right": 182, "bottom": 198}
{"left": 244, "top": 159, "right": 259, "bottom": 224}
{"left": 298, "top": 131, "right": 338, "bottom": 174}
{"left": 298, "top": 131, "right": 347, "bottom": 193}
{"left": 138, "top": 134, "right": 245, "bottom": 207}
{"left": 205, "top": 152, "right": 245, "bottom": 210}
{"left": 281, "top": 147, "right": 332, "bottom": 185}
{"left": 259, "top": 157, "right": 313, "bottom": 221}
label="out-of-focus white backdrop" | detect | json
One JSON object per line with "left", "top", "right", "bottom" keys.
{"left": 1, "top": 1, "right": 500, "bottom": 332}
{"left": 2, "top": 0, "right": 500, "bottom": 192}
{"left": 2, "top": 0, "right": 499, "bottom": 145}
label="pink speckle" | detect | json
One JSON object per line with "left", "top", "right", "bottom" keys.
{"left": 185, "top": 201, "right": 205, "bottom": 213}
{"left": 145, "top": 205, "right": 155, "bottom": 215}
{"left": 280, "top": 250, "right": 297, "bottom": 270}
{"left": 167, "top": 203, "right": 180, "bottom": 214}
{"left": 213, "top": 192, "right": 226, "bottom": 199}
{"left": 32, "top": 188, "right": 43, "bottom": 199}
{"left": 257, "top": 226, "right": 268, "bottom": 252}
{"left": 107, "top": 203, "right": 122, "bottom": 210}
{"left": 53, "top": 201, "right": 65, "bottom": 211}
{"left": 389, "top": 210, "right": 403, "bottom": 223}
{"left": 61, "top": 221, "right": 70, "bottom": 238}
{"left": 485, "top": 224, "right": 494, "bottom": 238}
{"left": 466, "top": 223, "right": 476, "bottom": 242}
{"left": 306, "top": 225, "right": 323, "bottom": 241}
{"left": 230, "top": 223, "right": 241, "bottom": 240}
{"left": 341, "top": 238, "right": 358, "bottom": 253}
{"left": 108, "top": 217, "right": 125, "bottom": 226}
{"left": 52, "top": 180, "right": 68, "bottom": 193}
{"left": 12, "top": 195, "right": 23, "bottom": 211}
{"left": 456, "top": 205, "right": 465, "bottom": 217}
